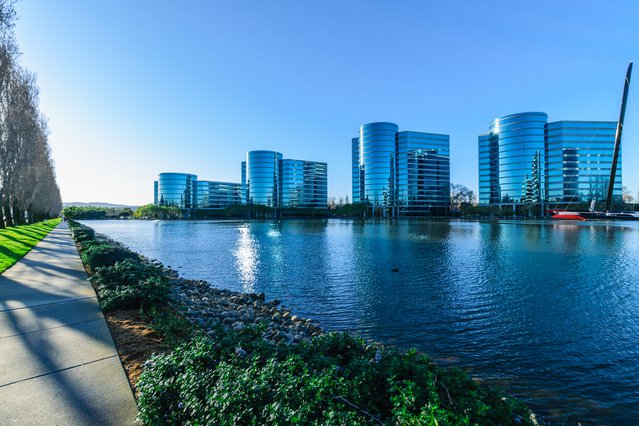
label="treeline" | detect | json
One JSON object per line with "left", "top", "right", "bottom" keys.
{"left": 0, "top": 2, "right": 61, "bottom": 228}
{"left": 134, "top": 204, "right": 181, "bottom": 220}
{"left": 62, "top": 206, "right": 134, "bottom": 220}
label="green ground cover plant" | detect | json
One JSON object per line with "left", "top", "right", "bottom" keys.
{"left": 0, "top": 218, "right": 61, "bottom": 273}
{"left": 69, "top": 220, "right": 537, "bottom": 425}
{"left": 137, "top": 329, "right": 534, "bottom": 425}
{"left": 69, "top": 220, "right": 170, "bottom": 312}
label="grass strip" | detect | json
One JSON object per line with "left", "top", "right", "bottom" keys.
{"left": 0, "top": 218, "right": 61, "bottom": 273}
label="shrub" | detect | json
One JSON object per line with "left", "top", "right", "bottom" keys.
{"left": 137, "top": 330, "right": 535, "bottom": 425}
{"left": 82, "top": 241, "right": 138, "bottom": 269}
{"left": 92, "top": 259, "right": 170, "bottom": 311}
{"left": 68, "top": 221, "right": 95, "bottom": 242}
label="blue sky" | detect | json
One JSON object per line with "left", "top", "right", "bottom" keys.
{"left": 14, "top": 0, "right": 639, "bottom": 205}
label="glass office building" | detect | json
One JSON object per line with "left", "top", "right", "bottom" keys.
{"left": 546, "top": 121, "right": 620, "bottom": 203}
{"left": 281, "top": 159, "right": 328, "bottom": 208}
{"left": 153, "top": 181, "right": 158, "bottom": 205}
{"left": 352, "top": 122, "right": 451, "bottom": 216}
{"left": 356, "top": 122, "right": 398, "bottom": 209}
{"left": 397, "top": 131, "right": 450, "bottom": 216}
{"left": 243, "top": 151, "right": 283, "bottom": 207}
{"left": 478, "top": 112, "right": 547, "bottom": 205}
{"left": 156, "top": 172, "right": 197, "bottom": 208}
{"left": 242, "top": 151, "right": 328, "bottom": 208}
{"left": 478, "top": 113, "right": 621, "bottom": 206}
{"left": 351, "top": 138, "right": 360, "bottom": 204}
{"left": 193, "top": 181, "right": 242, "bottom": 209}
{"left": 155, "top": 173, "right": 241, "bottom": 210}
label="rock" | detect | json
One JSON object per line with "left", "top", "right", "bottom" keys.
{"left": 232, "top": 322, "right": 245, "bottom": 331}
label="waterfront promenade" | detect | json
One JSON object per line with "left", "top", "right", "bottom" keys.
{"left": 0, "top": 222, "right": 138, "bottom": 425}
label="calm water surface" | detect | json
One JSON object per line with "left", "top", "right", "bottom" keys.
{"left": 85, "top": 219, "right": 639, "bottom": 424}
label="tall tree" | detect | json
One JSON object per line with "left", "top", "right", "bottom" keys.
{"left": 0, "top": 1, "right": 61, "bottom": 227}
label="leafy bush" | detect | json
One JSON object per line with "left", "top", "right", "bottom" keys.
{"left": 92, "top": 259, "right": 170, "bottom": 311}
{"left": 143, "top": 308, "right": 198, "bottom": 347}
{"left": 68, "top": 220, "right": 95, "bottom": 242}
{"left": 81, "top": 241, "right": 138, "bottom": 270}
{"left": 137, "top": 330, "right": 535, "bottom": 425}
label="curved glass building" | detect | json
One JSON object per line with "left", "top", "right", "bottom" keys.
{"left": 479, "top": 112, "right": 547, "bottom": 204}
{"left": 358, "top": 122, "right": 399, "bottom": 210}
{"left": 245, "top": 151, "right": 283, "bottom": 207}
{"left": 479, "top": 113, "right": 621, "bottom": 207}
{"left": 353, "top": 122, "right": 451, "bottom": 216}
{"left": 157, "top": 172, "right": 197, "bottom": 208}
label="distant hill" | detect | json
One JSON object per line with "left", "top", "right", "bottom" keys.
{"left": 63, "top": 202, "right": 140, "bottom": 210}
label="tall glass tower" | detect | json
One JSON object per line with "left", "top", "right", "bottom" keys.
{"left": 245, "top": 151, "right": 283, "bottom": 207}
{"left": 281, "top": 159, "right": 328, "bottom": 208}
{"left": 352, "top": 122, "right": 451, "bottom": 216}
{"left": 546, "top": 121, "right": 620, "bottom": 204}
{"left": 358, "top": 122, "right": 398, "bottom": 211}
{"left": 478, "top": 112, "right": 547, "bottom": 204}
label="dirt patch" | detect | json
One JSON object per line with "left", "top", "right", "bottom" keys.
{"left": 104, "top": 309, "right": 169, "bottom": 395}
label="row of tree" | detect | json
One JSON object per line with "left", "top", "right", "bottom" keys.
{"left": 61, "top": 206, "right": 134, "bottom": 220}
{"left": 0, "top": 1, "right": 61, "bottom": 228}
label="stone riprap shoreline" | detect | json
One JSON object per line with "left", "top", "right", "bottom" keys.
{"left": 162, "top": 268, "right": 324, "bottom": 344}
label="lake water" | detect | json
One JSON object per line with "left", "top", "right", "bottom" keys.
{"left": 84, "top": 219, "right": 639, "bottom": 424}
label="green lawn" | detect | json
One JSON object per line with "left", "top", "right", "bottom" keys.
{"left": 0, "top": 218, "right": 61, "bottom": 273}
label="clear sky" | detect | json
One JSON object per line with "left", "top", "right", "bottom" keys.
{"left": 13, "top": 0, "right": 639, "bottom": 205}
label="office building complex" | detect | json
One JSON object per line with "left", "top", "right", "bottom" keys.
{"left": 478, "top": 112, "right": 621, "bottom": 206}
{"left": 351, "top": 122, "right": 450, "bottom": 217}
{"left": 154, "top": 172, "right": 241, "bottom": 210}
{"left": 241, "top": 151, "right": 327, "bottom": 208}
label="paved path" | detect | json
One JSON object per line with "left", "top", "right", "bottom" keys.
{"left": 0, "top": 222, "right": 138, "bottom": 425}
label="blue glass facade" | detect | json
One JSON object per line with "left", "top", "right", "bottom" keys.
{"left": 479, "top": 113, "right": 622, "bottom": 206}
{"left": 153, "top": 181, "right": 158, "bottom": 205}
{"left": 281, "top": 159, "right": 328, "bottom": 208}
{"left": 193, "top": 181, "right": 242, "bottom": 209}
{"left": 546, "top": 121, "right": 620, "bottom": 204}
{"left": 156, "top": 173, "right": 241, "bottom": 210}
{"left": 358, "top": 122, "right": 398, "bottom": 209}
{"left": 478, "top": 112, "right": 547, "bottom": 204}
{"left": 352, "top": 122, "right": 451, "bottom": 216}
{"left": 245, "top": 151, "right": 283, "bottom": 207}
{"left": 157, "top": 173, "right": 197, "bottom": 208}
{"left": 241, "top": 161, "right": 247, "bottom": 205}
{"left": 352, "top": 138, "right": 360, "bottom": 203}
{"left": 397, "top": 131, "right": 450, "bottom": 215}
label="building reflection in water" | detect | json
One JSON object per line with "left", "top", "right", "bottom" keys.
{"left": 234, "top": 225, "right": 259, "bottom": 293}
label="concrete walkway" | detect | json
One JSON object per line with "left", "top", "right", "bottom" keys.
{"left": 0, "top": 222, "right": 138, "bottom": 425}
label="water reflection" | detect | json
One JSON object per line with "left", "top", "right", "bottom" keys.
{"left": 83, "top": 219, "right": 639, "bottom": 424}
{"left": 234, "top": 225, "right": 259, "bottom": 292}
